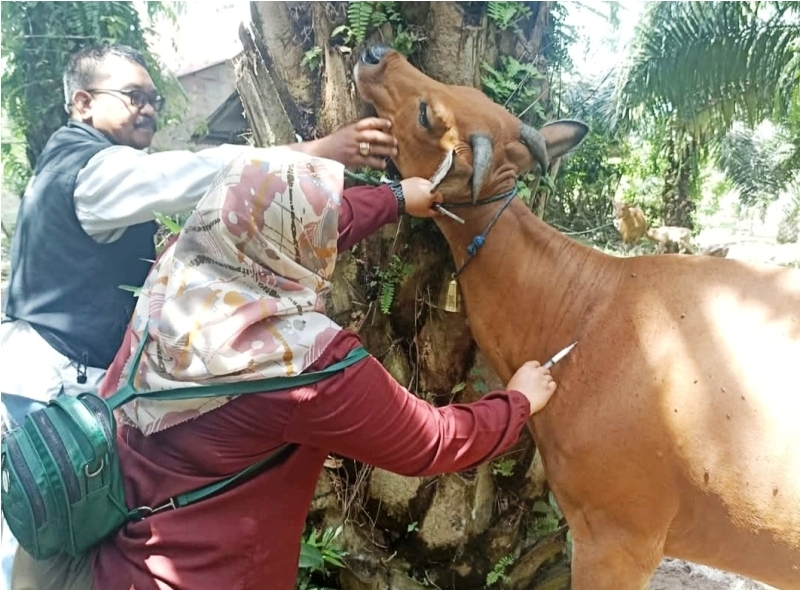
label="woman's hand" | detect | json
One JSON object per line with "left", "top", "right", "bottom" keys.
{"left": 507, "top": 361, "right": 558, "bottom": 415}
{"left": 306, "top": 118, "right": 399, "bottom": 170}
{"left": 400, "top": 178, "right": 444, "bottom": 218}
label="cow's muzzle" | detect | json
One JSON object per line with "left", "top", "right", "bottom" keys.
{"left": 361, "top": 45, "right": 392, "bottom": 65}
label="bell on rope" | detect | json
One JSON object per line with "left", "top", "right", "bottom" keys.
{"left": 444, "top": 278, "right": 461, "bottom": 313}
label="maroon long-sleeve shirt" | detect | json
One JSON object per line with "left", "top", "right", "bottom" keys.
{"left": 91, "top": 185, "right": 530, "bottom": 590}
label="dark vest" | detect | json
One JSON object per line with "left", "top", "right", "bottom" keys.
{"left": 3, "top": 121, "right": 157, "bottom": 369}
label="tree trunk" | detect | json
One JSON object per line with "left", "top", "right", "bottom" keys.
{"left": 661, "top": 126, "right": 697, "bottom": 229}
{"left": 236, "top": 22, "right": 297, "bottom": 146}
{"left": 242, "top": 3, "right": 569, "bottom": 588}
{"left": 249, "top": 2, "right": 314, "bottom": 109}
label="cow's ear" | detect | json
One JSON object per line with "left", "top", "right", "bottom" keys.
{"left": 540, "top": 120, "right": 589, "bottom": 159}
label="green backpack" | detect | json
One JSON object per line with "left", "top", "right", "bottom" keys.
{"left": 1, "top": 331, "right": 368, "bottom": 560}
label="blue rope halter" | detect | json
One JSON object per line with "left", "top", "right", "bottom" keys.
{"left": 447, "top": 186, "right": 519, "bottom": 278}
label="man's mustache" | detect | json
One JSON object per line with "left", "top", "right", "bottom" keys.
{"left": 135, "top": 117, "right": 157, "bottom": 133}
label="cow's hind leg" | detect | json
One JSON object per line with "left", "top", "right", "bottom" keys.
{"left": 570, "top": 535, "right": 662, "bottom": 590}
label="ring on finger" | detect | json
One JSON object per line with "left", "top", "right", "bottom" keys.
{"left": 358, "top": 141, "right": 371, "bottom": 157}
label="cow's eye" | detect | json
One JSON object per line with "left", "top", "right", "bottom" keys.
{"left": 418, "top": 101, "right": 430, "bottom": 129}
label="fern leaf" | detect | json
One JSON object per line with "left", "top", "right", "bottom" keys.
{"left": 347, "top": 2, "right": 374, "bottom": 44}
{"left": 379, "top": 281, "right": 395, "bottom": 314}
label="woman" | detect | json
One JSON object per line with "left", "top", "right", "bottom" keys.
{"left": 13, "top": 127, "right": 556, "bottom": 590}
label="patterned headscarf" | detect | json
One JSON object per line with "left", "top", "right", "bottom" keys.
{"left": 120, "top": 149, "right": 345, "bottom": 435}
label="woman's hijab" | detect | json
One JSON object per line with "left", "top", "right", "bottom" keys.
{"left": 120, "top": 150, "right": 345, "bottom": 435}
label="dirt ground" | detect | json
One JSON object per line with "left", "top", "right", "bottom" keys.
{"left": 650, "top": 559, "right": 775, "bottom": 590}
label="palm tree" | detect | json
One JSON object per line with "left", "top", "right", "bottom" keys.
{"left": 718, "top": 122, "right": 795, "bottom": 215}
{"left": 612, "top": 1, "right": 800, "bottom": 228}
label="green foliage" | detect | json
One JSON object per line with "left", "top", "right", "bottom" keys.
{"left": 391, "top": 24, "right": 417, "bottom": 58}
{"left": 697, "top": 169, "right": 733, "bottom": 219}
{"left": 614, "top": 2, "right": 800, "bottom": 137}
{"left": 516, "top": 170, "right": 554, "bottom": 212}
{"left": 468, "top": 366, "right": 489, "bottom": 394}
{"left": 152, "top": 211, "right": 183, "bottom": 235}
{"left": 530, "top": 502, "right": 560, "bottom": 537}
{"left": 486, "top": 2, "right": 532, "bottom": 32}
{"left": 367, "top": 1, "right": 402, "bottom": 29}
{"left": 610, "top": 2, "right": 800, "bottom": 228}
{"left": 473, "top": 379, "right": 489, "bottom": 394}
{"left": 152, "top": 210, "right": 191, "bottom": 253}
{"left": 542, "top": 2, "right": 576, "bottom": 76}
{"left": 191, "top": 119, "right": 209, "bottom": 139}
{"left": 481, "top": 57, "right": 546, "bottom": 122}
{"left": 545, "top": 81, "right": 631, "bottom": 241}
{"left": 784, "top": 78, "right": 800, "bottom": 174}
{"left": 718, "top": 122, "right": 796, "bottom": 213}
{"left": 347, "top": 1, "right": 374, "bottom": 42}
{"left": 346, "top": 2, "right": 401, "bottom": 44}
{"left": 0, "top": 124, "right": 32, "bottom": 198}
{"left": 372, "top": 255, "right": 413, "bottom": 315}
{"left": 330, "top": 25, "right": 355, "bottom": 47}
{"left": 343, "top": 2, "right": 419, "bottom": 57}
{"left": 407, "top": 521, "right": 419, "bottom": 533}
{"left": 528, "top": 492, "right": 564, "bottom": 540}
{"left": 379, "top": 281, "right": 396, "bottom": 314}
{"left": 777, "top": 193, "right": 800, "bottom": 244}
{"left": 301, "top": 46, "right": 323, "bottom": 71}
{"left": 343, "top": 168, "right": 384, "bottom": 188}
{"left": 117, "top": 284, "right": 142, "bottom": 297}
{"left": 296, "top": 525, "right": 347, "bottom": 590}
{"left": 1, "top": 1, "right": 183, "bottom": 192}
{"left": 490, "top": 457, "right": 517, "bottom": 478}
{"left": 486, "top": 554, "right": 515, "bottom": 587}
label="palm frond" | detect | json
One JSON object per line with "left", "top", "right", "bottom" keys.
{"left": 718, "top": 122, "right": 795, "bottom": 210}
{"left": 613, "top": 2, "right": 800, "bottom": 140}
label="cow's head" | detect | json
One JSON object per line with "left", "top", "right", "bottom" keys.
{"left": 355, "top": 46, "right": 589, "bottom": 204}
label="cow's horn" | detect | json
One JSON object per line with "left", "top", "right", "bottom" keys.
{"left": 470, "top": 134, "right": 493, "bottom": 204}
{"left": 519, "top": 124, "right": 549, "bottom": 173}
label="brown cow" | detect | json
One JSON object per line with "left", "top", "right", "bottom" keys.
{"left": 613, "top": 200, "right": 648, "bottom": 246}
{"left": 612, "top": 202, "right": 697, "bottom": 254}
{"left": 355, "top": 46, "right": 800, "bottom": 590}
{"left": 645, "top": 225, "right": 695, "bottom": 254}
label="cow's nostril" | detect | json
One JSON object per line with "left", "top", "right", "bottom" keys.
{"left": 361, "top": 45, "right": 391, "bottom": 65}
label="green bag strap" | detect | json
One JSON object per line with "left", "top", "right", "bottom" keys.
{"left": 127, "top": 443, "right": 299, "bottom": 521}
{"left": 106, "top": 326, "right": 369, "bottom": 410}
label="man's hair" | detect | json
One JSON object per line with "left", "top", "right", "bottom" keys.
{"left": 63, "top": 45, "right": 149, "bottom": 112}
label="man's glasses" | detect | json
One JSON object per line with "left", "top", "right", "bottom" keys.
{"left": 87, "top": 88, "right": 165, "bottom": 113}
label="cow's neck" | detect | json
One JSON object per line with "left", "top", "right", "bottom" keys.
{"left": 436, "top": 196, "right": 620, "bottom": 381}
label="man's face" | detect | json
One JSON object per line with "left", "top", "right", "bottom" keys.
{"left": 75, "top": 55, "right": 159, "bottom": 150}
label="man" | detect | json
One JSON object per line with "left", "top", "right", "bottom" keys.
{"left": 0, "top": 44, "right": 421, "bottom": 405}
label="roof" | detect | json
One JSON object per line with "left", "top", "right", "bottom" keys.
{"left": 193, "top": 91, "right": 249, "bottom": 145}
{"left": 174, "top": 41, "right": 243, "bottom": 78}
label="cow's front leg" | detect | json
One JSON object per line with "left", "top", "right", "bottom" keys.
{"left": 569, "top": 533, "right": 663, "bottom": 590}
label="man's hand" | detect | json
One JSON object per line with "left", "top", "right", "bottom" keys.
{"left": 307, "top": 117, "right": 399, "bottom": 170}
